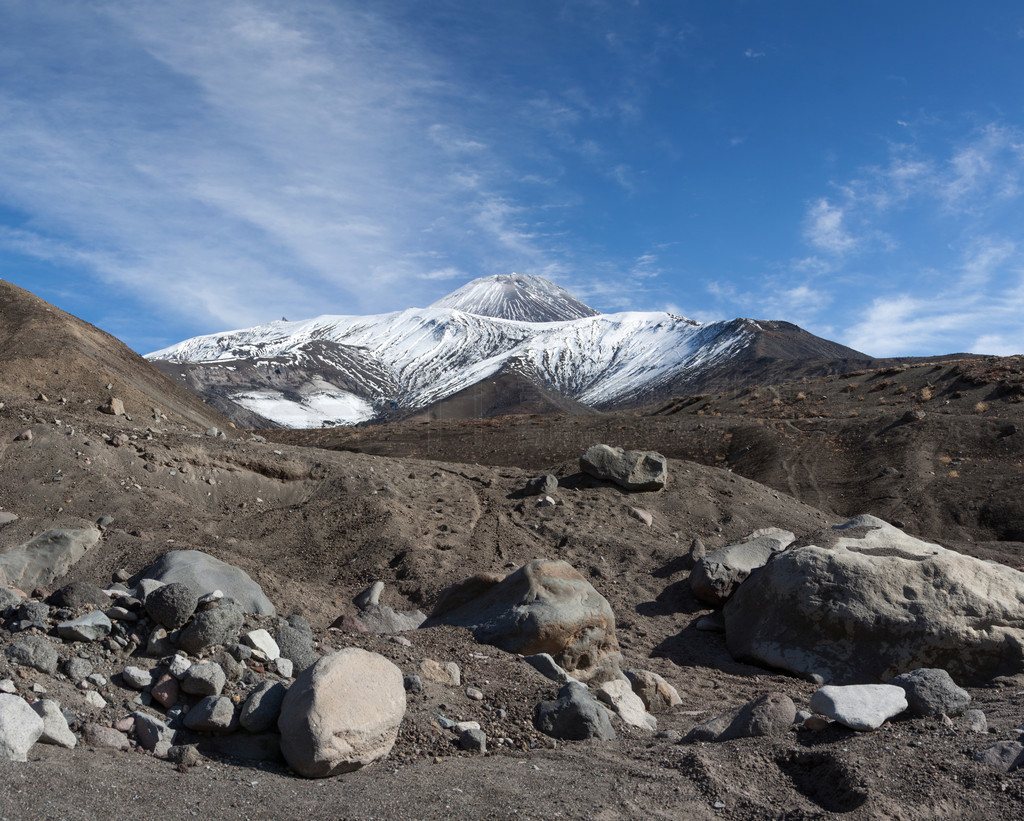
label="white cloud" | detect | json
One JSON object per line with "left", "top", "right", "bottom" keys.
{"left": 803, "top": 198, "right": 857, "bottom": 254}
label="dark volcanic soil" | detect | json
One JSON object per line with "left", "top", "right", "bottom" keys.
{"left": 2, "top": 285, "right": 1024, "bottom": 819}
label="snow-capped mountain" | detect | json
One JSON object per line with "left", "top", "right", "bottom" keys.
{"left": 147, "top": 274, "right": 866, "bottom": 428}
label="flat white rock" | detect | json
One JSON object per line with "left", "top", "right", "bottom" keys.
{"left": 810, "top": 684, "right": 907, "bottom": 731}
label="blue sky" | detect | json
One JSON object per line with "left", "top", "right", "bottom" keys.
{"left": 1, "top": 1, "right": 1023, "bottom": 357}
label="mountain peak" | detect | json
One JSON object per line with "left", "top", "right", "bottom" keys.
{"left": 429, "top": 274, "right": 600, "bottom": 322}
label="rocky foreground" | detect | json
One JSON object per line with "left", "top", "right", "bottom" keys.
{"left": 2, "top": 435, "right": 1024, "bottom": 819}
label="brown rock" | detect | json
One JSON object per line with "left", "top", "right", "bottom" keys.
{"left": 329, "top": 614, "right": 369, "bottom": 633}
{"left": 151, "top": 673, "right": 180, "bottom": 708}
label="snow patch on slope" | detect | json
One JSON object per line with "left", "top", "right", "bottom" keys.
{"left": 232, "top": 389, "right": 375, "bottom": 428}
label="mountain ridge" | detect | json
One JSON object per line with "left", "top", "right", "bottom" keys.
{"left": 147, "top": 275, "right": 867, "bottom": 428}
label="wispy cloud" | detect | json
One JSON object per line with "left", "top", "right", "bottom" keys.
{"left": 803, "top": 198, "right": 857, "bottom": 255}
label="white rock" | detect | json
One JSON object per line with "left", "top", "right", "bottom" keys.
{"left": 595, "top": 679, "right": 657, "bottom": 731}
{"left": 83, "top": 691, "right": 108, "bottom": 710}
{"left": 0, "top": 680, "right": 16, "bottom": 695}
{"left": 275, "top": 657, "right": 294, "bottom": 679}
{"left": 168, "top": 654, "right": 191, "bottom": 679}
{"left": 122, "top": 666, "right": 154, "bottom": 690}
{"left": 243, "top": 629, "right": 281, "bottom": 661}
{"left": 810, "top": 684, "right": 908, "bottom": 731}
{"left": 0, "top": 693, "right": 44, "bottom": 761}
{"left": 30, "top": 700, "right": 76, "bottom": 749}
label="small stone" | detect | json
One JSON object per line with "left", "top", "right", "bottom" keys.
{"left": 628, "top": 507, "right": 653, "bottom": 527}
{"left": 804, "top": 715, "right": 831, "bottom": 731}
{"left": 404, "top": 675, "right": 423, "bottom": 694}
{"left": 83, "top": 691, "right": 107, "bottom": 710}
{"left": 454, "top": 721, "right": 481, "bottom": 733}
{"left": 168, "top": 654, "right": 192, "bottom": 679}
{"left": 82, "top": 723, "right": 130, "bottom": 751}
{"left": 7, "top": 635, "right": 58, "bottom": 674}
{"left": 0, "top": 680, "right": 16, "bottom": 694}
{"left": 354, "top": 581, "right": 385, "bottom": 609}
{"left": 595, "top": 679, "right": 657, "bottom": 731}
{"left": 64, "top": 657, "right": 93, "bottom": 681}
{"left": 419, "top": 659, "right": 461, "bottom": 687}
{"left": 99, "top": 398, "right": 126, "bottom": 416}
{"left": 966, "top": 709, "right": 988, "bottom": 733}
{"left": 14, "top": 429, "right": 33, "bottom": 441}
{"left": 274, "top": 657, "right": 293, "bottom": 679}
{"left": 240, "top": 681, "right": 287, "bottom": 733}
{"left": 243, "top": 629, "right": 281, "bottom": 661}
{"left": 122, "top": 666, "right": 154, "bottom": 690}
{"left": 133, "top": 711, "right": 175, "bottom": 751}
{"left": 459, "top": 728, "right": 487, "bottom": 753}
{"left": 151, "top": 673, "right": 180, "bottom": 709}
{"left": 466, "top": 687, "right": 484, "bottom": 701}
{"left": 86, "top": 673, "right": 107, "bottom": 687}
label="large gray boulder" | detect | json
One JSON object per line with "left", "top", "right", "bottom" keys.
{"left": 724, "top": 515, "right": 1024, "bottom": 684}
{"left": 889, "top": 668, "right": 971, "bottom": 717}
{"left": 689, "top": 528, "right": 795, "bottom": 606}
{"left": 0, "top": 527, "right": 101, "bottom": 589}
{"left": 278, "top": 648, "right": 406, "bottom": 778}
{"left": 137, "top": 551, "right": 275, "bottom": 616}
{"left": 425, "top": 559, "right": 621, "bottom": 683}
{"left": 177, "top": 603, "right": 245, "bottom": 655}
{"left": 580, "top": 445, "right": 667, "bottom": 491}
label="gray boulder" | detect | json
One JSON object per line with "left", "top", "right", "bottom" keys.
{"left": 137, "top": 550, "right": 275, "bottom": 616}
{"left": 7, "top": 635, "right": 58, "bottom": 674}
{"left": 177, "top": 603, "right": 245, "bottom": 654}
{"left": 524, "top": 475, "right": 559, "bottom": 496}
{"left": 533, "top": 683, "right": 616, "bottom": 741}
{"left": 57, "top": 611, "right": 112, "bottom": 642}
{"left": 0, "top": 694, "right": 44, "bottom": 761}
{"left": 183, "top": 696, "right": 237, "bottom": 732}
{"left": 0, "top": 587, "right": 24, "bottom": 614}
{"left": 275, "top": 621, "right": 319, "bottom": 673}
{"left": 889, "top": 668, "right": 971, "bottom": 717}
{"left": 181, "top": 662, "right": 227, "bottom": 697}
{"left": 278, "top": 648, "right": 406, "bottom": 778}
{"left": 974, "top": 741, "right": 1024, "bottom": 773}
{"left": 145, "top": 582, "right": 198, "bottom": 629}
{"left": 580, "top": 445, "right": 667, "bottom": 491}
{"left": 425, "top": 559, "right": 621, "bottom": 683}
{"left": 241, "top": 681, "right": 288, "bottom": 733}
{"left": 725, "top": 515, "right": 1024, "bottom": 684}
{"left": 684, "top": 692, "right": 796, "bottom": 742}
{"left": 0, "top": 527, "right": 101, "bottom": 589}
{"left": 133, "top": 711, "right": 175, "bottom": 751}
{"left": 689, "top": 528, "right": 795, "bottom": 606}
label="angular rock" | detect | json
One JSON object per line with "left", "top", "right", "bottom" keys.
{"left": 966, "top": 709, "right": 988, "bottom": 733}
{"left": 533, "top": 683, "right": 616, "bottom": 741}
{"left": 690, "top": 528, "right": 795, "bottom": 606}
{"left": 685, "top": 692, "right": 796, "bottom": 742}
{"left": 329, "top": 614, "right": 368, "bottom": 633}
{"left": 151, "top": 673, "right": 180, "bottom": 709}
{"left": 133, "top": 711, "right": 175, "bottom": 751}
{"left": 0, "top": 586, "right": 24, "bottom": 614}
{"left": 278, "top": 648, "right": 406, "bottom": 778}
{"left": 0, "top": 527, "right": 101, "bottom": 590}
{"left": 523, "top": 653, "right": 578, "bottom": 685}
{"left": 243, "top": 629, "right": 281, "bottom": 661}
{"left": 809, "top": 684, "right": 908, "bottom": 731}
{"left": 57, "top": 611, "right": 112, "bottom": 642}
{"left": 0, "top": 694, "right": 44, "bottom": 761}
{"left": 353, "top": 581, "right": 385, "bottom": 609}
{"left": 459, "top": 728, "right": 487, "bottom": 753}
{"left": 181, "top": 662, "right": 226, "bottom": 697}
{"left": 177, "top": 603, "right": 245, "bottom": 655}
{"left": 356, "top": 604, "right": 426, "bottom": 633}
{"left": 7, "top": 635, "right": 58, "bottom": 675}
{"left": 524, "top": 475, "right": 559, "bottom": 496}
{"left": 30, "top": 699, "right": 76, "bottom": 748}
{"left": 241, "top": 681, "right": 288, "bottom": 733}
{"left": 64, "top": 657, "right": 94, "bottom": 681}
{"left": 725, "top": 515, "right": 1024, "bottom": 684}
{"left": 183, "top": 696, "right": 237, "bottom": 732}
{"left": 99, "top": 397, "right": 125, "bottom": 416}
{"left": 137, "top": 551, "right": 275, "bottom": 616}
{"left": 595, "top": 679, "right": 656, "bottom": 731}
{"left": 425, "top": 559, "right": 621, "bottom": 682}
{"left": 889, "top": 668, "right": 971, "bottom": 717}
{"left": 15, "top": 601, "right": 49, "bottom": 629}
{"left": 624, "top": 669, "right": 683, "bottom": 713}
{"left": 628, "top": 507, "right": 653, "bottom": 526}
{"left": 144, "top": 582, "right": 198, "bottom": 630}
{"left": 580, "top": 444, "right": 667, "bottom": 491}
{"left": 82, "top": 723, "right": 130, "bottom": 751}
{"left": 48, "top": 581, "right": 109, "bottom": 609}
{"left": 974, "top": 741, "right": 1024, "bottom": 773}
